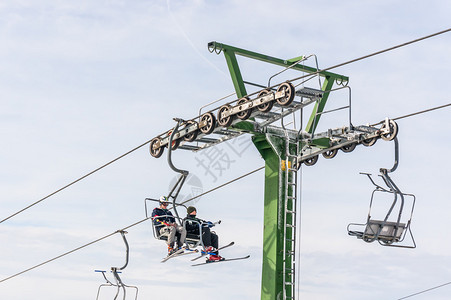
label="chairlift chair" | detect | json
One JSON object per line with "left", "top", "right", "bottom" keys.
{"left": 146, "top": 118, "right": 223, "bottom": 256}
{"left": 347, "top": 137, "right": 416, "bottom": 248}
{"left": 145, "top": 118, "right": 207, "bottom": 250}
{"left": 145, "top": 118, "right": 190, "bottom": 239}
{"left": 347, "top": 187, "right": 416, "bottom": 247}
{"left": 146, "top": 199, "right": 216, "bottom": 257}
{"left": 182, "top": 218, "right": 206, "bottom": 249}
{"left": 95, "top": 231, "right": 138, "bottom": 300}
{"left": 148, "top": 213, "right": 180, "bottom": 241}
{"left": 145, "top": 197, "right": 186, "bottom": 240}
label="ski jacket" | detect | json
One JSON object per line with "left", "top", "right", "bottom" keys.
{"left": 152, "top": 208, "right": 175, "bottom": 229}
{"left": 183, "top": 215, "right": 213, "bottom": 234}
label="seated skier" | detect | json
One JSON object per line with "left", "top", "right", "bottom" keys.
{"left": 152, "top": 196, "right": 187, "bottom": 256}
{"left": 184, "top": 206, "right": 224, "bottom": 262}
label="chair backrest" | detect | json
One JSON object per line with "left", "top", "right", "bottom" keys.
{"left": 183, "top": 218, "right": 203, "bottom": 248}
{"left": 151, "top": 214, "right": 175, "bottom": 241}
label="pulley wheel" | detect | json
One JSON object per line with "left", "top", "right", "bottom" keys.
{"left": 362, "top": 137, "right": 377, "bottom": 147}
{"left": 236, "top": 97, "right": 252, "bottom": 120}
{"left": 183, "top": 121, "right": 199, "bottom": 142}
{"left": 276, "top": 82, "right": 295, "bottom": 106}
{"left": 199, "top": 112, "right": 216, "bottom": 134}
{"left": 363, "top": 236, "right": 373, "bottom": 243}
{"left": 322, "top": 149, "right": 338, "bottom": 159}
{"left": 217, "top": 105, "right": 233, "bottom": 127}
{"left": 341, "top": 143, "right": 357, "bottom": 153}
{"left": 167, "top": 130, "right": 180, "bottom": 150}
{"left": 381, "top": 120, "right": 398, "bottom": 141}
{"left": 303, "top": 155, "right": 319, "bottom": 166}
{"left": 381, "top": 239, "right": 394, "bottom": 245}
{"left": 257, "top": 89, "right": 274, "bottom": 113}
{"left": 149, "top": 137, "right": 164, "bottom": 158}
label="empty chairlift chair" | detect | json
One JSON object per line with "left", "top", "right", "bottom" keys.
{"left": 347, "top": 137, "right": 416, "bottom": 248}
{"left": 94, "top": 230, "right": 138, "bottom": 300}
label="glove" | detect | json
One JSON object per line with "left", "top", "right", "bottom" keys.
{"left": 202, "top": 221, "right": 214, "bottom": 228}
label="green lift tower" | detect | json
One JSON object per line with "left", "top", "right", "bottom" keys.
{"left": 149, "top": 42, "right": 398, "bottom": 299}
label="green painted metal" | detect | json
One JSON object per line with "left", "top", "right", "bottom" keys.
{"left": 209, "top": 41, "right": 349, "bottom": 87}
{"left": 209, "top": 41, "right": 348, "bottom": 134}
{"left": 231, "top": 119, "right": 255, "bottom": 132}
{"left": 252, "top": 134, "right": 285, "bottom": 300}
{"left": 304, "top": 76, "right": 335, "bottom": 134}
{"left": 286, "top": 55, "right": 306, "bottom": 63}
{"left": 252, "top": 134, "right": 297, "bottom": 300}
{"left": 211, "top": 41, "right": 349, "bottom": 299}
{"left": 309, "top": 137, "right": 331, "bottom": 148}
{"left": 223, "top": 49, "right": 248, "bottom": 98}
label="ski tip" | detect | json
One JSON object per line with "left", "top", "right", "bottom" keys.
{"left": 161, "top": 248, "right": 185, "bottom": 262}
{"left": 223, "top": 241, "right": 234, "bottom": 247}
{"left": 191, "top": 254, "right": 250, "bottom": 266}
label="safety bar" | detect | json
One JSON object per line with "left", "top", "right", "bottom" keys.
{"left": 149, "top": 214, "right": 183, "bottom": 240}
{"left": 182, "top": 218, "right": 205, "bottom": 250}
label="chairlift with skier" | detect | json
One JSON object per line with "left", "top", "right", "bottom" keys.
{"left": 146, "top": 119, "right": 250, "bottom": 264}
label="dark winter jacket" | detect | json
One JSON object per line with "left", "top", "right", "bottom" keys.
{"left": 152, "top": 207, "right": 175, "bottom": 229}
{"left": 183, "top": 215, "right": 212, "bottom": 235}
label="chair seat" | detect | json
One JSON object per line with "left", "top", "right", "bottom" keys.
{"left": 187, "top": 233, "right": 200, "bottom": 240}
{"left": 365, "top": 220, "right": 406, "bottom": 242}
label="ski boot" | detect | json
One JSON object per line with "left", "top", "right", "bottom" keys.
{"left": 207, "top": 254, "right": 225, "bottom": 262}
{"left": 167, "top": 245, "right": 176, "bottom": 256}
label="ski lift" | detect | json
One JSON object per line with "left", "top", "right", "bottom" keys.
{"left": 182, "top": 218, "right": 204, "bottom": 248}
{"left": 182, "top": 218, "right": 222, "bottom": 249}
{"left": 145, "top": 118, "right": 207, "bottom": 251}
{"left": 147, "top": 118, "right": 246, "bottom": 264}
{"left": 145, "top": 197, "right": 221, "bottom": 252}
{"left": 145, "top": 209, "right": 185, "bottom": 242}
{"left": 95, "top": 230, "right": 138, "bottom": 300}
{"left": 347, "top": 137, "right": 416, "bottom": 248}
{"left": 145, "top": 118, "right": 190, "bottom": 242}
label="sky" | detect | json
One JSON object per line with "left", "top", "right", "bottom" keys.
{"left": 0, "top": 0, "right": 450, "bottom": 299}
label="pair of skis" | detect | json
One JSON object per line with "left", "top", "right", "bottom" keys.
{"left": 160, "top": 247, "right": 198, "bottom": 263}
{"left": 191, "top": 254, "right": 250, "bottom": 267}
{"left": 191, "top": 241, "right": 250, "bottom": 266}
{"left": 161, "top": 242, "right": 250, "bottom": 266}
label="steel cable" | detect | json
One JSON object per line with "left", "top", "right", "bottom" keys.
{"left": 0, "top": 139, "right": 152, "bottom": 225}
{"left": 2, "top": 96, "right": 451, "bottom": 283}
{"left": 1, "top": 28, "right": 450, "bottom": 226}
{"left": 289, "top": 28, "right": 451, "bottom": 85}
{"left": 0, "top": 166, "right": 264, "bottom": 284}
{"left": 397, "top": 281, "right": 451, "bottom": 299}
{"left": 0, "top": 216, "right": 150, "bottom": 283}
{"left": 155, "top": 28, "right": 451, "bottom": 132}
{"left": 371, "top": 102, "right": 451, "bottom": 126}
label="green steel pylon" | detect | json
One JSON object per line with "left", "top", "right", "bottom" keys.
{"left": 252, "top": 133, "right": 298, "bottom": 299}
{"left": 209, "top": 41, "right": 348, "bottom": 299}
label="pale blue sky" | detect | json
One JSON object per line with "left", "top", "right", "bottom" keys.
{"left": 0, "top": 1, "right": 450, "bottom": 299}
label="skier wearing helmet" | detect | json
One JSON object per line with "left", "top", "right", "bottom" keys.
{"left": 152, "top": 196, "right": 187, "bottom": 256}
